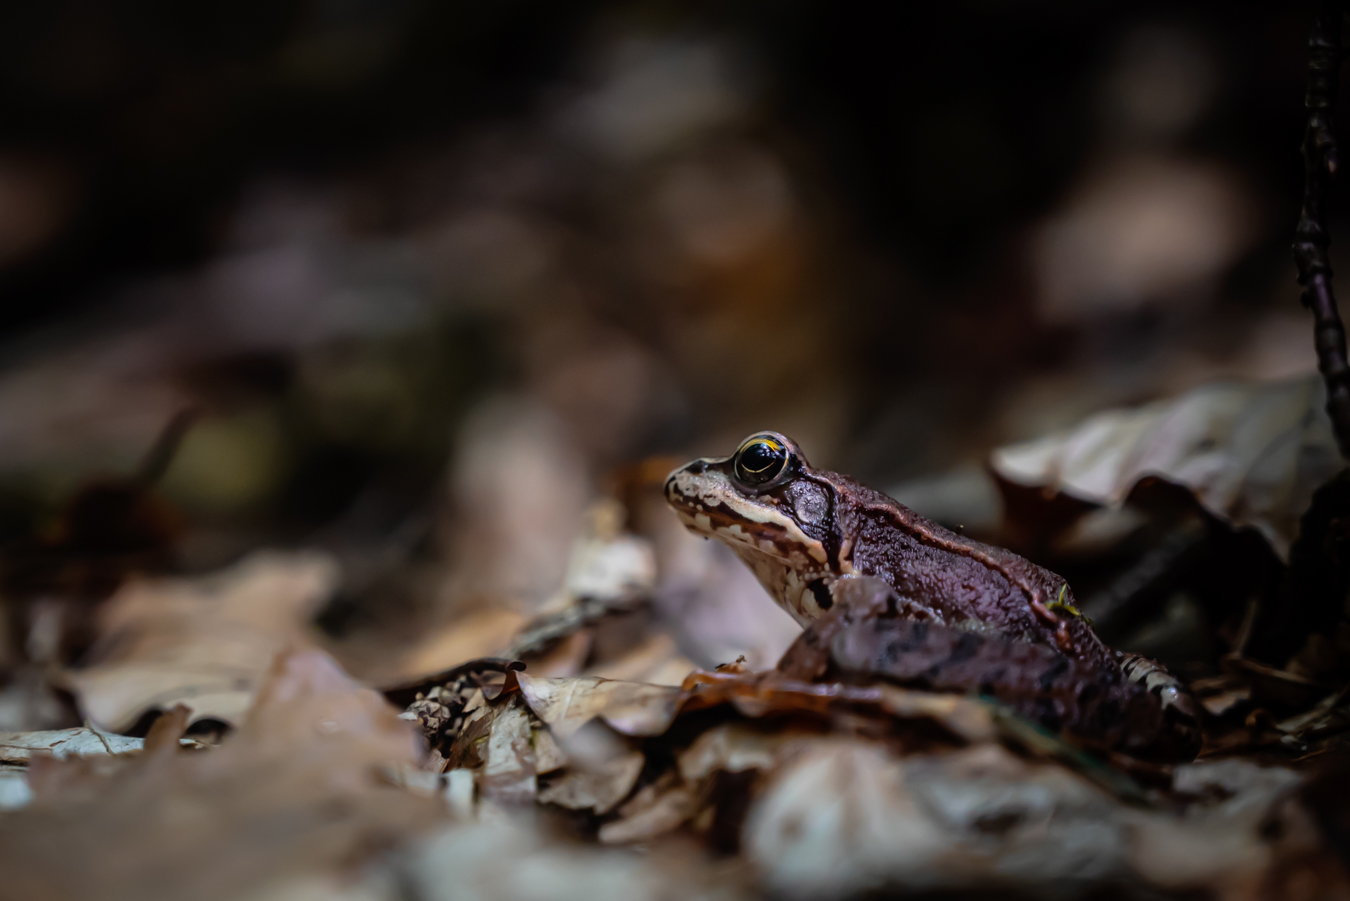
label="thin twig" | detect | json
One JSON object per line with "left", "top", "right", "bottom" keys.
{"left": 1294, "top": 0, "right": 1350, "bottom": 459}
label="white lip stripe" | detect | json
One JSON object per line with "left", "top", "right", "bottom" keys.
{"left": 668, "top": 469, "right": 828, "bottom": 565}
{"left": 669, "top": 465, "right": 839, "bottom": 622}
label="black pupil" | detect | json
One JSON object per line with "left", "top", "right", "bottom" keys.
{"left": 736, "top": 440, "right": 785, "bottom": 485}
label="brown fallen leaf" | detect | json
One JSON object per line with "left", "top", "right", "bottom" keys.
{"left": 676, "top": 669, "right": 991, "bottom": 749}
{"left": 743, "top": 738, "right": 1344, "bottom": 901}
{"left": 991, "top": 375, "right": 1342, "bottom": 561}
{"left": 0, "top": 647, "right": 444, "bottom": 901}
{"left": 678, "top": 723, "right": 812, "bottom": 784}
{"left": 538, "top": 749, "right": 645, "bottom": 814}
{"left": 0, "top": 725, "right": 144, "bottom": 764}
{"left": 745, "top": 739, "right": 952, "bottom": 898}
{"left": 60, "top": 551, "right": 338, "bottom": 731}
{"left": 515, "top": 672, "right": 683, "bottom": 738}
{"left": 481, "top": 694, "right": 537, "bottom": 804}
{"left": 375, "top": 607, "right": 527, "bottom": 688}
{"left": 585, "top": 632, "right": 697, "bottom": 686}
{"left": 510, "top": 667, "right": 995, "bottom": 754}
{"left": 406, "top": 816, "right": 749, "bottom": 901}
{"left": 598, "top": 771, "right": 701, "bottom": 845}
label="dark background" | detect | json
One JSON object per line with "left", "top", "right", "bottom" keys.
{"left": 0, "top": 1, "right": 1331, "bottom": 632}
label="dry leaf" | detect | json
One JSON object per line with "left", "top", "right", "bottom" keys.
{"left": 598, "top": 772, "right": 701, "bottom": 844}
{"left": 378, "top": 608, "right": 527, "bottom": 687}
{"left": 538, "top": 749, "right": 645, "bottom": 814}
{"left": 0, "top": 769, "right": 30, "bottom": 810}
{"left": 552, "top": 499, "right": 657, "bottom": 604}
{"left": 0, "top": 648, "right": 443, "bottom": 901}
{"left": 0, "top": 726, "right": 143, "bottom": 764}
{"left": 533, "top": 726, "right": 568, "bottom": 774}
{"left": 481, "top": 695, "right": 537, "bottom": 804}
{"left": 405, "top": 818, "right": 734, "bottom": 901}
{"left": 744, "top": 738, "right": 1340, "bottom": 901}
{"left": 585, "top": 633, "right": 697, "bottom": 686}
{"left": 1133, "top": 760, "right": 1338, "bottom": 899}
{"left": 745, "top": 740, "right": 951, "bottom": 898}
{"left": 515, "top": 673, "right": 683, "bottom": 738}
{"left": 677, "top": 723, "right": 805, "bottom": 783}
{"left": 61, "top": 551, "right": 338, "bottom": 731}
{"left": 991, "top": 375, "right": 1342, "bottom": 560}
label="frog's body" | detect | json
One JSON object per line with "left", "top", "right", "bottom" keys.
{"left": 665, "top": 432, "right": 1201, "bottom": 760}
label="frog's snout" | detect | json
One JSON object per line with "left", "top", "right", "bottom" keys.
{"left": 663, "top": 461, "right": 690, "bottom": 505}
{"left": 663, "top": 457, "right": 709, "bottom": 507}
{"left": 663, "top": 471, "right": 679, "bottom": 504}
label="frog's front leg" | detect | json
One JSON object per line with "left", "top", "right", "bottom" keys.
{"left": 776, "top": 575, "right": 941, "bottom": 681}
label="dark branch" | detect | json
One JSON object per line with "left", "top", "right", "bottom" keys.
{"left": 1294, "top": 0, "right": 1350, "bottom": 459}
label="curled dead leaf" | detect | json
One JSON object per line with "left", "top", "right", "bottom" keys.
{"left": 0, "top": 648, "right": 441, "bottom": 901}
{"left": 481, "top": 695, "right": 537, "bottom": 804}
{"left": 598, "top": 771, "right": 700, "bottom": 845}
{"left": 0, "top": 726, "right": 143, "bottom": 764}
{"left": 61, "top": 551, "right": 339, "bottom": 731}
{"left": 515, "top": 672, "right": 682, "bottom": 738}
{"left": 538, "top": 749, "right": 645, "bottom": 814}
{"left": 991, "top": 375, "right": 1343, "bottom": 560}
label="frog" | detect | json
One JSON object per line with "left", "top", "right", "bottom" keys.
{"left": 665, "top": 431, "right": 1202, "bottom": 761}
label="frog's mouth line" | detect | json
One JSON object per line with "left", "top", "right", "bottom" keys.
{"left": 665, "top": 465, "right": 832, "bottom": 567}
{"left": 669, "top": 497, "right": 830, "bottom": 569}
{"left": 673, "top": 501, "right": 787, "bottom": 545}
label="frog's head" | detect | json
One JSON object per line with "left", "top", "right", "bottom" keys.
{"left": 664, "top": 432, "right": 853, "bottom": 625}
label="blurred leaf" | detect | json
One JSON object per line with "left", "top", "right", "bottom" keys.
{"left": 61, "top": 551, "right": 338, "bottom": 731}
{"left": 481, "top": 695, "right": 537, "bottom": 805}
{"left": 515, "top": 672, "right": 682, "bottom": 739}
{"left": 992, "top": 375, "right": 1343, "bottom": 560}
{"left": 0, "top": 649, "right": 441, "bottom": 901}
{"left": 0, "top": 725, "right": 142, "bottom": 764}
{"left": 538, "top": 749, "right": 644, "bottom": 814}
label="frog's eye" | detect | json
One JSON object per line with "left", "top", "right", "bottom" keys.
{"left": 733, "top": 435, "right": 789, "bottom": 487}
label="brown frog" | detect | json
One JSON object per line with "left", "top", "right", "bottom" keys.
{"left": 665, "top": 431, "right": 1202, "bottom": 760}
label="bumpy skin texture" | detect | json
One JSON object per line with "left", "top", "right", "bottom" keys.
{"left": 666, "top": 433, "right": 1201, "bottom": 761}
{"left": 817, "top": 472, "right": 1119, "bottom": 671}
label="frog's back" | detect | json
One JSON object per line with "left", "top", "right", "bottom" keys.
{"left": 829, "top": 472, "right": 1118, "bottom": 670}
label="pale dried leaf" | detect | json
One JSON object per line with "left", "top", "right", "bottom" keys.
{"left": 61, "top": 551, "right": 339, "bottom": 731}
{"left": 482, "top": 696, "right": 537, "bottom": 804}
{"left": 0, "top": 726, "right": 142, "bottom": 763}
{"left": 598, "top": 774, "right": 699, "bottom": 844}
{"left": 744, "top": 740, "right": 951, "bottom": 899}
{"left": 533, "top": 727, "right": 568, "bottom": 774}
{"left": 538, "top": 750, "right": 644, "bottom": 814}
{"left": 1133, "top": 760, "right": 1324, "bottom": 897}
{"left": 515, "top": 673, "right": 682, "bottom": 738}
{"left": 0, "top": 767, "right": 31, "bottom": 810}
{"left": 991, "top": 375, "right": 1342, "bottom": 559}
{"left": 407, "top": 820, "right": 699, "bottom": 901}
{"left": 745, "top": 739, "right": 1333, "bottom": 900}
{"left": 557, "top": 504, "right": 657, "bottom": 602}
{"left": 378, "top": 608, "right": 526, "bottom": 686}
{"left": 1275, "top": 690, "right": 1350, "bottom": 741}
{"left": 585, "top": 633, "right": 697, "bottom": 686}
{"left": 875, "top": 685, "right": 998, "bottom": 744}
{"left": 677, "top": 723, "right": 801, "bottom": 783}
{"left": 0, "top": 649, "right": 442, "bottom": 901}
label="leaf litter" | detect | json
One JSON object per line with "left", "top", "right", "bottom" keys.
{"left": 0, "top": 383, "right": 1348, "bottom": 899}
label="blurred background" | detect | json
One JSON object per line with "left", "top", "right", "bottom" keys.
{"left": 0, "top": 1, "right": 1337, "bottom": 705}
